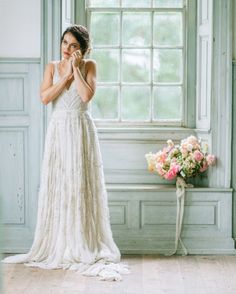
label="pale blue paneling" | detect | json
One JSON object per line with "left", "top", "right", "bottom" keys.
{"left": 0, "top": 130, "right": 25, "bottom": 224}
{"left": 109, "top": 201, "right": 128, "bottom": 226}
{"left": 0, "top": 58, "right": 42, "bottom": 252}
{"left": 209, "top": 0, "right": 233, "bottom": 188}
{"left": 0, "top": 77, "right": 25, "bottom": 111}
{"left": 99, "top": 128, "right": 196, "bottom": 184}
{"left": 140, "top": 202, "right": 215, "bottom": 226}
{"left": 108, "top": 185, "right": 235, "bottom": 254}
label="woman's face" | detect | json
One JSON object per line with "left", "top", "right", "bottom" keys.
{"left": 61, "top": 32, "right": 81, "bottom": 59}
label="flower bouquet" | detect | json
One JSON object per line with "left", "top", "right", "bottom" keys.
{"left": 145, "top": 135, "right": 216, "bottom": 255}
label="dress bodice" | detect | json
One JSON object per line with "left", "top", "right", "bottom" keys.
{"left": 52, "top": 60, "right": 88, "bottom": 112}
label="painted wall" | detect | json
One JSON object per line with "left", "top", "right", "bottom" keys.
{"left": 232, "top": 1, "right": 236, "bottom": 241}
{"left": 0, "top": 0, "right": 42, "bottom": 253}
{"left": 0, "top": 0, "right": 40, "bottom": 57}
{"left": 233, "top": 0, "right": 236, "bottom": 59}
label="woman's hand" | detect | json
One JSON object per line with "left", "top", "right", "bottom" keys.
{"left": 72, "top": 50, "right": 83, "bottom": 68}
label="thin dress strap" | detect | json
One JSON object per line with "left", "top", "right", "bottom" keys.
{"left": 50, "top": 60, "right": 60, "bottom": 82}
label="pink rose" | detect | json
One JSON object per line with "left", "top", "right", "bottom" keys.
{"left": 193, "top": 150, "right": 204, "bottom": 162}
{"left": 164, "top": 164, "right": 180, "bottom": 180}
{"left": 206, "top": 154, "right": 216, "bottom": 165}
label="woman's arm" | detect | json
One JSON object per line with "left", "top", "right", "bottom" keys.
{"left": 72, "top": 59, "right": 97, "bottom": 103}
{"left": 40, "top": 62, "right": 72, "bottom": 105}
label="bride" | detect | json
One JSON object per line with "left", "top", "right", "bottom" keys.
{"left": 1, "top": 24, "right": 130, "bottom": 282}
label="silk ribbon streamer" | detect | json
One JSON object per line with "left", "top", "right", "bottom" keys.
{"left": 166, "top": 176, "right": 193, "bottom": 256}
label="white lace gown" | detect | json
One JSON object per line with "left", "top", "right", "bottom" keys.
{"left": 1, "top": 60, "right": 130, "bottom": 281}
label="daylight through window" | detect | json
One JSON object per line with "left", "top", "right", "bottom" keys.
{"left": 86, "top": 0, "right": 186, "bottom": 124}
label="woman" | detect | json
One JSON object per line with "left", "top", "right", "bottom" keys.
{"left": 1, "top": 25, "right": 130, "bottom": 281}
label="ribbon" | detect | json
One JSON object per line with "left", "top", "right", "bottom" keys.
{"left": 166, "top": 176, "right": 193, "bottom": 256}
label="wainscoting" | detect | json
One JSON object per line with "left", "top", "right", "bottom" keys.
{"left": 0, "top": 58, "right": 42, "bottom": 252}
{"left": 108, "top": 185, "right": 235, "bottom": 254}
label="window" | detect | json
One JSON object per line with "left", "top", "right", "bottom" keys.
{"left": 86, "top": 0, "right": 187, "bottom": 125}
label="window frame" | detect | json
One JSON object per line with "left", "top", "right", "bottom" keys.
{"left": 75, "top": 0, "right": 196, "bottom": 129}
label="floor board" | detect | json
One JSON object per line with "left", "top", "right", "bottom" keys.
{"left": 1, "top": 254, "right": 236, "bottom": 294}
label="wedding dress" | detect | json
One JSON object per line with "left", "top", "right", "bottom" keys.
{"left": 1, "top": 60, "right": 130, "bottom": 281}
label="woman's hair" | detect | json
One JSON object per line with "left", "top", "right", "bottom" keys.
{"left": 60, "top": 24, "right": 91, "bottom": 57}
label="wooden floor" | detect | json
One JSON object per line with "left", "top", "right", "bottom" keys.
{"left": 1, "top": 254, "right": 236, "bottom": 294}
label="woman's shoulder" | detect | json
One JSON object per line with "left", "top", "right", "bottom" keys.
{"left": 43, "top": 60, "right": 59, "bottom": 77}
{"left": 84, "top": 59, "right": 97, "bottom": 76}
{"left": 84, "top": 58, "right": 97, "bottom": 67}
{"left": 47, "top": 60, "right": 60, "bottom": 68}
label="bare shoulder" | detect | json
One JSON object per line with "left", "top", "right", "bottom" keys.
{"left": 84, "top": 59, "right": 97, "bottom": 71}
{"left": 45, "top": 61, "right": 55, "bottom": 76}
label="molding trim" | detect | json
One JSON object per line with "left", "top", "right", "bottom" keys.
{"left": 185, "top": 0, "right": 197, "bottom": 128}
{"left": 210, "top": 0, "right": 233, "bottom": 188}
{"left": 40, "top": 0, "right": 62, "bottom": 163}
{"left": 106, "top": 183, "right": 233, "bottom": 193}
{"left": 0, "top": 58, "right": 40, "bottom": 64}
{"left": 232, "top": 61, "right": 236, "bottom": 240}
{"left": 41, "top": 0, "right": 61, "bottom": 66}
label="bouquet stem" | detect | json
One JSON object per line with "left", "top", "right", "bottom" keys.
{"left": 166, "top": 176, "right": 193, "bottom": 256}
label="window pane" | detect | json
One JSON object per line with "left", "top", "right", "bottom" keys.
{"left": 123, "top": 13, "right": 151, "bottom": 46}
{"left": 122, "top": 86, "right": 150, "bottom": 120}
{"left": 91, "top": 49, "right": 119, "bottom": 82}
{"left": 90, "top": 12, "right": 120, "bottom": 46}
{"left": 153, "top": 49, "right": 182, "bottom": 83}
{"left": 92, "top": 87, "right": 118, "bottom": 119}
{"left": 122, "top": 0, "right": 151, "bottom": 7}
{"left": 153, "top": 86, "right": 182, "bottom": 119}
{"left": 153, "top": 0, "right": 183, "bottom": 8}
{"left": 153, "top": 13, "right": 182, "bottom": 46}
{"left": 88, "top": 0, "right": 119, "bottom": 7}
{"left": 122, "top": 49, "right": 150, "bottom": 83}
